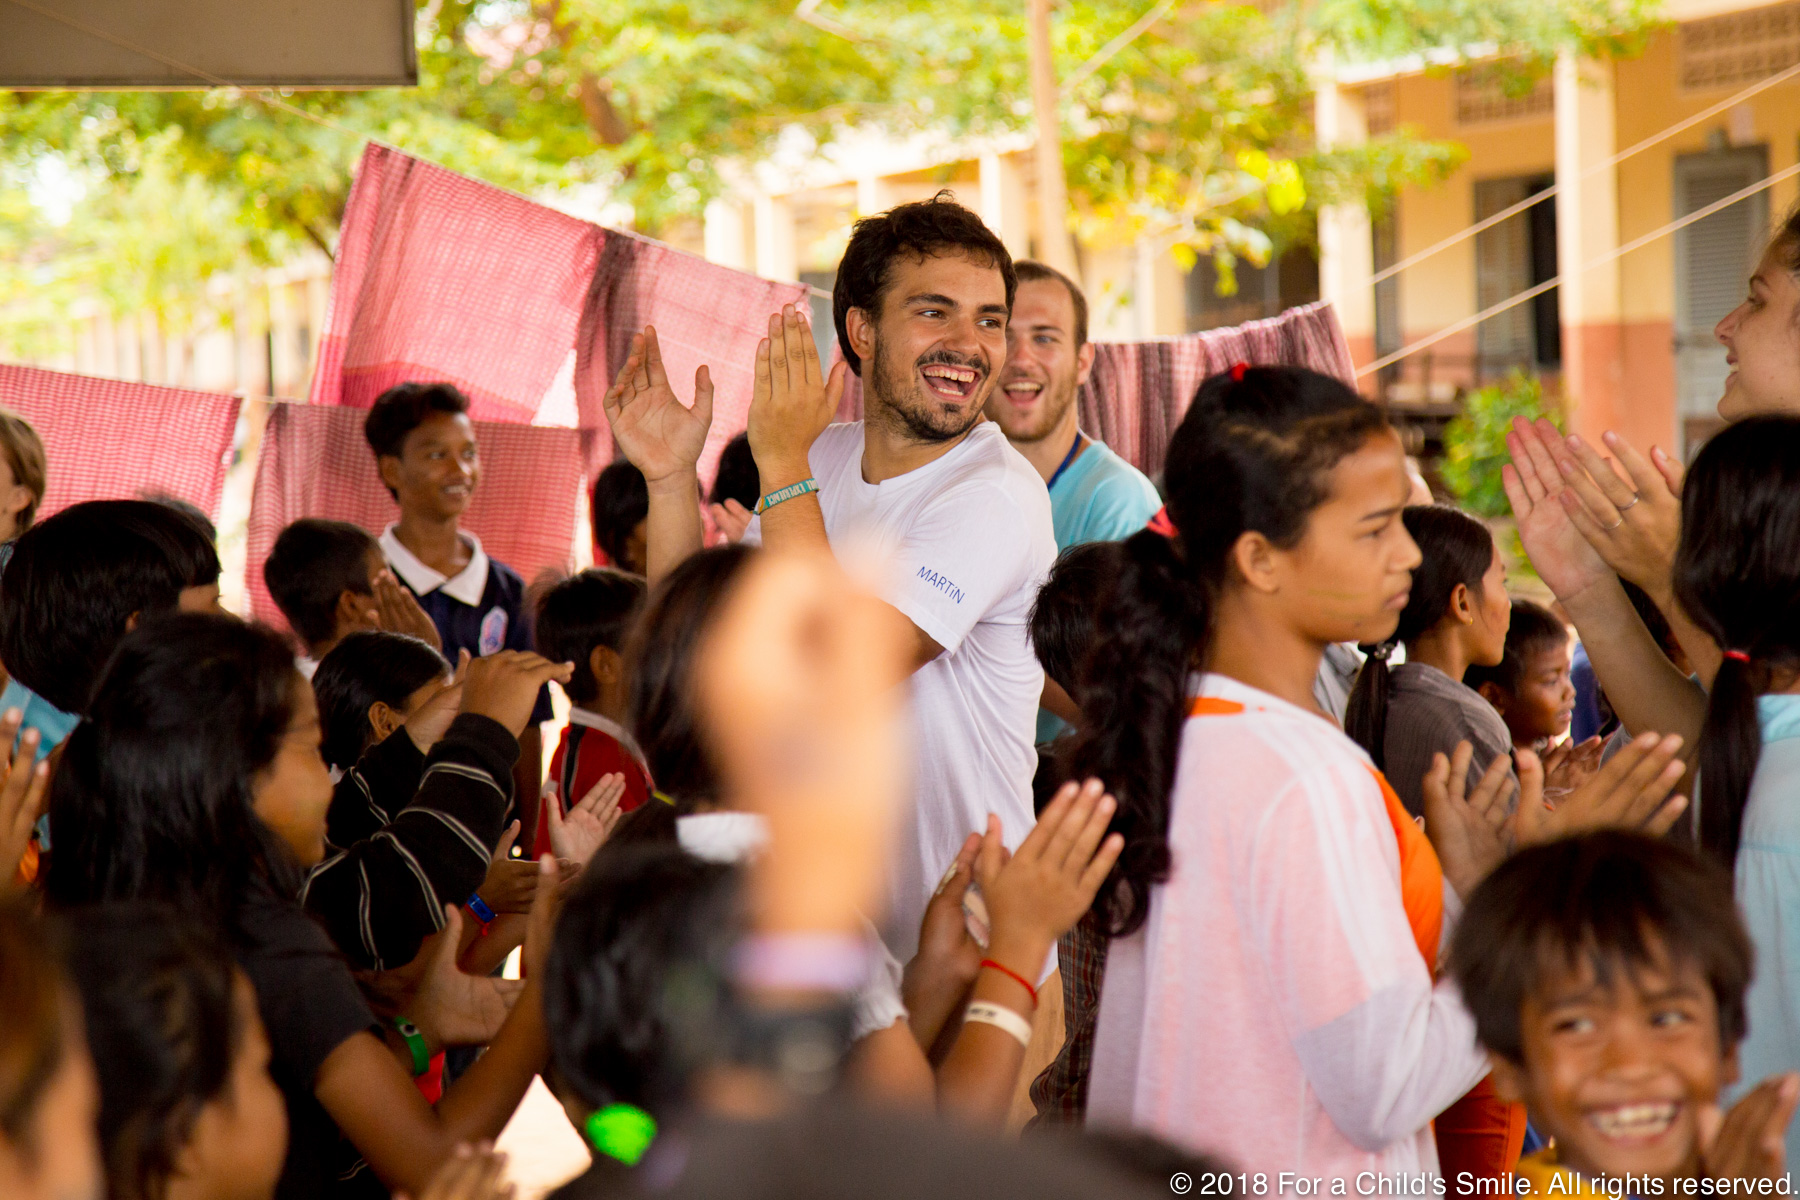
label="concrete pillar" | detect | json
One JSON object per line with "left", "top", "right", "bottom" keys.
{"left": 1131, "top": 239, "right": 1187, "bottom": 338}
{"left": 856, "top": 176, "right": 900, "bottom": 217}
{"left": 752, "top": 193, "right": 798, "bottom": 284}
{"left": 1554, "top": 53, "right": 1662, "bottom": 449}
{"left": 978, "top": 152, "right": 1032, "bottom": 260}
{"left": 703, "top": 198, "right": 754, "bottom": 272}
{"left": 1314, "top": 74, "right": 1377, "bottom": 384}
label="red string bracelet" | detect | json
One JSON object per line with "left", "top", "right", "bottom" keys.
{"left": 979, "top": 958, "right": 1039, "bottom": 1008}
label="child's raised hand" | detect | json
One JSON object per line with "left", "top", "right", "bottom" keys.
{"left": 404, "top": 651, "right": 469, "bottom": 754}
{"left": 458, "top": 652, "right": 573, "bottom": 738}
{"left": 474, "top": 822, "right": 538, "bottom": 916}
{"left": 373, "top": 570, "right": 445, "bottom": 653}
{"left": 1421, "top": 742, "right": 1515, "bottom": 899}
{"left": 1541, "top": 735, "right": 1605, "bottom": 796}
{"left": 544, "top": 772, "right": 627, "bottom": 867}
{"left": 707, "top": 498, "right": 755, "bottom": 545}
{"left": 1514, "top": 732, "right": 1687, "bottom": 846}
{"left": 976, "top": 780, "right": 1123, "bottom": 973}
{"left": 1699, "top": 1072, "right": 1799, "bottom": 1182}
{"left": 404, "top": 907, "right": 524, "bottom": 1049}
{"left": 0, "top": 709, "right": 47, "bottom": 892}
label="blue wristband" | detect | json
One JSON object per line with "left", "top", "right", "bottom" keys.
{"left": 755, "top": 477, "right": 818, "bottom": 514}
{"left": 466, "top": 893, "right": 496, "bottom": 924}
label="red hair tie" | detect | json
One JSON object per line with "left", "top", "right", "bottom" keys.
{"left": 1724, "top": 650, "right": 1751, "bottom": 663}
{"left": 1229, "top": 361, "right": 1249, "bottom": 382}
{"left": 1146, "top": 506, "right": 1177, "bottom": 539}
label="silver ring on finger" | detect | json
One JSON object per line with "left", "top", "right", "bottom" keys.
{"left": 1616, "top": 492, "right": 1641, "bottom": 513}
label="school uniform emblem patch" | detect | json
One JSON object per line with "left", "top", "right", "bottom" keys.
{"left": 478, "top": 607, "right": 509, "bottom": 656}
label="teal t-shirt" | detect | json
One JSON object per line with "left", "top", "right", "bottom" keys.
{"left": 1047, "top": 438, "right": 1162, "bottom": 553}
{"left": 1037, "top": 437, "right": 1162, "bottom": 743}
{"left": 1730, "top": 692, "right": 1800, "bottom": 1173}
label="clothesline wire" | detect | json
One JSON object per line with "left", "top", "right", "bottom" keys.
{"left": 1355, "top": 158, "right": 1800, "bottom": 377}
{"left": 1365, "top": 59, "right": 1800, "bottom": 288}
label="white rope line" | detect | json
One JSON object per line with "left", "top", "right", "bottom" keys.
{"left": 1061, "top": 0, "right": 1177, "bottom": 95}
{"left": 1366, "top": 58, "right": 1800, "bottom": 288}
{"left": 1356, "top": 158, "right": 1800, "bottom": 377}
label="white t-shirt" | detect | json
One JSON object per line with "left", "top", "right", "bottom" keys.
{"left": 746, "top": 421, "right": 1056, "bottom": 960}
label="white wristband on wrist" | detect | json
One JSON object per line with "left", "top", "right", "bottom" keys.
{"left": 963, "top": 1000, "right": 1033, "bottom": 1047}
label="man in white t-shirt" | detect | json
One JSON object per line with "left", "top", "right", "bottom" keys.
{"left": 600, "top": 194, "right": 1056, "bottom": 962}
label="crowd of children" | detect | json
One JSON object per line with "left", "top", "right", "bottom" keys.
{"left": 1, "top": 193, "right": 1800, "bottom": 1200}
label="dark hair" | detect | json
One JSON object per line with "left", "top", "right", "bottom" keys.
{"left": 1673, "top": 416, "right": 1800, "bottom": 865}
{"left": 263, "top": 519, "right": 380, "bottom": 648}
{"left": 57, "top": 904, "right": 246, "bottom": 1200}
{"left": 138, "top": 492, "right": 218, "bottom": 549}
{"left": 1071, "top": 366, "right": 1388, "bottom": 937}
{"left": 626, "top": 546, "right": 755, "bottom": 807}
{"left": 833, "top": 191, "right": 1016, "bottom": 377}
{"left": 543, "top": 843, "right": 742, "bottom": 1120}
{"left": 312, "top": 631, "right": 449, "bottom": 772}
{"left": 1014, "top": 260, "right": 1089, "bottom": 348}
{"left": 1621, "top": 578, "right": 1681, "bottom": 663}
{"left": 0, "top": 499, "right": 222, "bottom": 714}
{"left": 44, "top": 613, "right": 304, "bottom": 924}
{"left": 1772, "top": 200, "right": 1800, "bottom": 273}
{"left": 0, "top": 899, "right": 66, "bottom": 1156}
{"left": 363, "top": 382, "right": 472, "bottom": 498}
{"left": 1462, "top": 599, "right": 1568, "bottom": 695}
{"left": 1448, "top": 831, "right": 1751, "bottom": 1063}
{"left": 1344, "top": 505, "right": 1494, "bottom": 768}
{"left": 591, "top": 460, "right": 649, "bottom": 572}
{"left": 710, "top": 433, "right": 761, "bottom": 512}
{"left": 535, "top": 569, "right": 648, "bottom": 708}
{"left": 1030, "top": 542, "right": 1125, "bottom": 694}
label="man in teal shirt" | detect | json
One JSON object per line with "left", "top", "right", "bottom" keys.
{"left": 985, "top": 261, "right": 1160, "bottom": 740}
{"left": 986, "top": 261, "right": 1161, "bottom": 550}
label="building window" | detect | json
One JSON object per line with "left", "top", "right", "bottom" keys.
{"left": 1681, "top": 1, "right": 1800, "bottom": 90}
{"left": 1363, "top": 83, "right": 1396, "bottom": 137}
{"left": 1455, "top": 68, "right": 1553, "bottom": 127}
{"left": 1182, "top": 248, "right": 1320, "bottom": 334}
{"left": 1473, "top": 175, "right": 1560, "bottom": 371}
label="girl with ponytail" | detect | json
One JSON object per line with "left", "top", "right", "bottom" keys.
{"left": 1671, "top": 414, "right": 1800, "bottom": 1167}
{"left": 1343, "top": 505, "right": 1513, "bottom": 817}
{"left": 1077, "top": 366, "right": 1688, "bottom": 1178}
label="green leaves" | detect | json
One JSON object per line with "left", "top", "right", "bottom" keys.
{"left": 1441, "top": 370, "right": 1556, "bottom": 518}
{"left": 0, "top": 0, "right": 1660, "bottom": 354}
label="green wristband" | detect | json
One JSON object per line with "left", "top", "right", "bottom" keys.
{"left": 755, "top": 477, "right": 818, "bottom": 514}
{"left": 394, "top": 1017, "right": 429, "bottom": 1078}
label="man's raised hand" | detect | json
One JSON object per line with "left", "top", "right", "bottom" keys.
{"left": 601, "top": 326, "right": 714, "bottom": 488}
{"left": 748, "top": 305, "right": 844, "bottom": 488}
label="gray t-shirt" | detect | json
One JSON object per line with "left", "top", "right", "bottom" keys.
{"left": 1381, "top": 661, "right": 1516, "bottom": 817}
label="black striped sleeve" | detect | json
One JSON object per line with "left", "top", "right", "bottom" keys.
{"left": 301, "top": 714, "right": 518, "bottom": 971}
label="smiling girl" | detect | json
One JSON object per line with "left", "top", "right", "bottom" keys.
{"left": 1076, "top": 366, "right": 1687, "bottom": 1178}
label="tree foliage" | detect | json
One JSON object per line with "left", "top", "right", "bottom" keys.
{"left": 0, "top": 0, "right": 1659, "bottom": 350}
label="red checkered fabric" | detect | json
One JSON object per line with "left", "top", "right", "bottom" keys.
{"left": 313, "top": 143, "right": 807, "bottom": 490}
{"left": 243, "top": 402, "right": 582, "bottom": 627}
{"left": 0, "top": 363, "right": 241, "bottom": 520}
{"left": 1080, "top": 299, "right": 1357, "bottom": 480}
{"left": 834, "top": 299, "right": 1355, "bottom": 481}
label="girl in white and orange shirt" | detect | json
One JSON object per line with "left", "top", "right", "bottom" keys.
{"left": 1072, "top": 365, "right": 1687, "bottom": 1182}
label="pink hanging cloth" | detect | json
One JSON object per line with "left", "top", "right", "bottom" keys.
{"left": 0, "top": 363, "right": 241, "bottom": 520}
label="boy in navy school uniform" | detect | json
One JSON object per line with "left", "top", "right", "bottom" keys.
{"left": 363, "top": 381, "right": 551, "bottom": 835}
